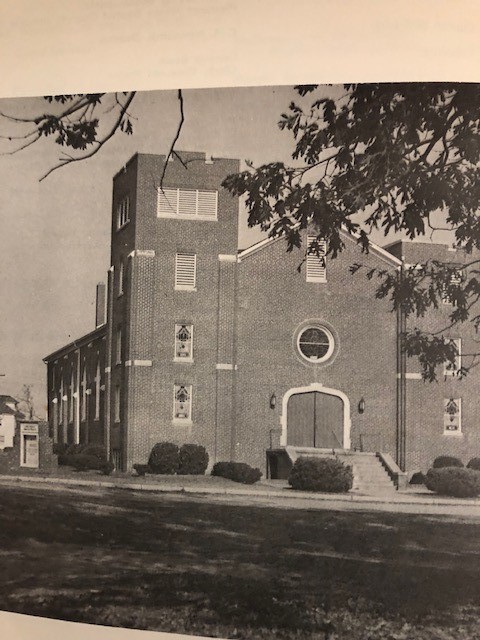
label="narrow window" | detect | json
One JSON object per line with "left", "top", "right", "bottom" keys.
{"left": 80, "top": 363, "right": 87, "bottom": 421}
{"left": 444, "top": 338, "right": 461, "bottom": 376}
{"left": 175, "top": 253, "right": 197, "bottom": 290}
{"left": 306, "top": 235, "right": 327, "bottom": 283}
{"left": 173, "top": 384, "right": 192, "bottom": 422}
{"left": 114, "top": 386, "right": 121, "bottom": 423}
{"left": 59, "top": 377, "right": 64, "bottom": 424}
{"left": 174, "top": 324, "right": 193, "bottom": 361}
{"left": 117, "top": 196, "right": 130, "bottom": 229}
{"left": 94, "top": 359, "right": 101, "bottom": 420}
{"left": 444, "top": 398, "right": 462, "bottom": 434}
{"left": 69, "top": 369, "right": 74, "bottom": 423}
{"left": 118, "top": 259, "right": 124, "bottom": 296}
{"left": 116, "top": 326, "right": 123, "bottom": 365}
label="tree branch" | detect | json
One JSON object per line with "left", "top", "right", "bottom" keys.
{"left": 158, "top": 89, "right": 185, "bottom": 190}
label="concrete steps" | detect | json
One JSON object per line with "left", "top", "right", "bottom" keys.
{"left": 284, "top": 447, "right": 397, "bottom": 496}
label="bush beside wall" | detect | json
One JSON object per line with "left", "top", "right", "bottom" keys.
{"left": 467, "top": 458, "right": 480, "bottom": 471}
{"left": 288, "top": 457, "right": 353, "bottom": 493}
{"left": 211, "top": 461, "right": 262, "bottom": 484}
{"left": 432, "top": 456, "right": 463, "bottom": 469}
{"left": 425, "top": 467, "right": 480, "bottom": 498}
{"left": 178, "top": 444, "right": 209, "bottom": 475}
{"left": 148, "top": 442, "right": 179, "bottom": 474}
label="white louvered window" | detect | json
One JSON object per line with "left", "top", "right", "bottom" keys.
{"left": 174, "top": 324, "right": 193, "bottom": 361}
{"left": 117, "top": 196, "right": 130, "bottom": 229}
{"left": 444, "top": 338, "right": 461, "bottom": 376}
{"left": 306, "top": 235, "right": 327, "bottom": 283}
{"left": 173, "top": 384, "right": 192, "bottom": 422}
{"left": 175, "top": 253, "right": 197, "bottom": 290}
{"left": 157, "top": 188, "right": 218, "bottom": 220}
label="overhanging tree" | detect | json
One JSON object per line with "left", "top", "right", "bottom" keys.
{"left": 222, "top": 83, "right": 480, "bottom": 380}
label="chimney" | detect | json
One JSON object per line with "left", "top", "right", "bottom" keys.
{"left": 95, "top": 282, "right": 106, "bottom": 327}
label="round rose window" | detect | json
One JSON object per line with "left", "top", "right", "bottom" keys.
{"left": 297, "top": 326, "right": 334, "bottom": 363}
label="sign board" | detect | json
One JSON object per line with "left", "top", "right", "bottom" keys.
{"left": 20, "top": 422, "right": 39, "bottom": 468}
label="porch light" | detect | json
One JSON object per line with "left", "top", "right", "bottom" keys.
{"left": 358, "top": 397, "right": 365, "bottom": 414}
{"left": 270, "top": 393, "right": 276, "bottom": 409}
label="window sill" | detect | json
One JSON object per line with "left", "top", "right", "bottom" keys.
{"left": 157, "top": 213, "right": 217, "bottom": 222}
{"left": 172, "top": 419, "right": 193, "bottom": 427}
{"left": 175, "top": 286, "right": 197, "bottom": 292}
{"left": 173, "top": 358, "right": 194, "bottom": 364}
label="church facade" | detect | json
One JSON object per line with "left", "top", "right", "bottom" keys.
{"left": 44, "top": 151, "right": 480, "bottom": 475}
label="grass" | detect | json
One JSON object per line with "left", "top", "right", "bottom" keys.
{"left": 0, "top": 484, "right": 479, "bottom": 639}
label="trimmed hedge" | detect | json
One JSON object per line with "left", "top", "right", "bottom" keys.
{"left": 71, "top": 454, "right": 104, "bottom": 471}
{"left": 178, "top": 444, "right": 209, "bottom": 475}
{"left": 288, "top": 457, "right": 353, "bottom": 493}
{"left": 56, "top": 443, "right": 108, "bottom": 467}
{"left": 133, "top": 463, "right": 150, "bottom": 476}
{"left": 409, "top": 471, "right": 426, "bottom": 485}
{"left": 211, "top": 461, "right": 262, "bottom": 484}
{"left": 100, "top": 460, "right": 115, "bottom": 475}
{"left": 148, "top": 442, "right": 180, "bottom": 475}
{"left": 467, "top": 458, "right": 480, "bottom": 471}
{"left": 432, "top": 455, "right": 463, "bottom": 469}
{"left": 425, "top": 467, "right": 480, "bottom": 498}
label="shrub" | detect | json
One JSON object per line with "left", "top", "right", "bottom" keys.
{"left": 82, "top": 444, "right": 107, "bottom": 461}
{"left": 100, "top": 460, "right": 115, "bottom": 475}
{"left": 211, "top": 461, "right": 262, "bottom": 484}
{"left": 288, "top": 457, "right": 353, "bottom": 493}
{"left": 432, "top": 455, "right": 463, "bottom": 469}
{"left": 178, "top": 444, "right": 209, "bottom": 475}
{"left": 53, "top": 443, "right": 69, "bottom": 456}
{"left": 71, "top": 454, "right": 104, "bottom": 471}
{"left": 148, "top": 442, "right": 179, "bottom": 474}
{"left": 66, "top": 443, "right": 87, "bottom": 456}
{"left": 425, "top": 467, "right": 480, "bottom": 498}
{"left": 409, "top": 471, "right": 426, "bottom": 485}
{"left": 467, "top": 458, "right": 480, "bottom": 471}
{"left": 133, "top": 463, "right": 150, "bottom": 476}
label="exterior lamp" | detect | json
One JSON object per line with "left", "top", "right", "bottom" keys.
{"left": 270, "top": 393, "right": 276, "bottom": 409}
{"left": 358, "top": 397, "right": 365, "bottom": 414}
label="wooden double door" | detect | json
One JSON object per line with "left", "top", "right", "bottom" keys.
{"left": 287, "top": 391, "right": 344, "bottom": 448}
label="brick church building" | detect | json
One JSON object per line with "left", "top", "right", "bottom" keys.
{"left": 44, "top": 151, "right": 480, "bottom": 476}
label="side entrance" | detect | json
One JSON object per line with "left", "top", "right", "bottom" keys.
{"left": 280, "top": 383, "right": 351, "bottom": 449}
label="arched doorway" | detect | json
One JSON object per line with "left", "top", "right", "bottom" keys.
{"left": 280, "top": 383, "right": 351, "bottom": 449}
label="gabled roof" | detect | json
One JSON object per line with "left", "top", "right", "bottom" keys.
{"left": 0, "top": 403, "right": 17, "bottom": 415}
{"left": 43, "top": 324, "right": 106, "bottom": 363}
{"left": 0, "top": 395, "right": 17, "bottom": 404}
{"left": 237, "top": 227, "right": 402, "bottom": 267}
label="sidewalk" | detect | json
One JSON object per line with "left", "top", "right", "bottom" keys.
{"left": 1, "top": 470, "right": 480, "bottom": 515}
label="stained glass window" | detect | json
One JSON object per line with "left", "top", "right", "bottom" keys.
{"left": 174, "top": 384, "right": 192, "bottom": 421}
{"left": 175, "top": 324, "right": 193, "bottom": 360}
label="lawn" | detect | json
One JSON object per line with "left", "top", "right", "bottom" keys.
{"left": 0, "top": 485, "right": 479, "bottom": 639}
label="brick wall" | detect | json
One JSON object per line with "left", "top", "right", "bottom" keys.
{"left": 234, "top": 231, "right": 399, "bottom": 472}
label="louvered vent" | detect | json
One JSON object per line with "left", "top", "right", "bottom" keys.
{"left": 175, "top": 253, "right": 197, "bottom": 290}
{"left": 157, "top": 188, "right": 217, "bottom": 219}
{"left": 306, "top": 235, "right": 327, "bottom": 283}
